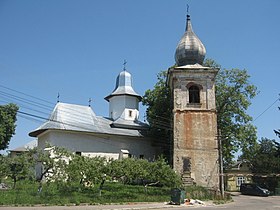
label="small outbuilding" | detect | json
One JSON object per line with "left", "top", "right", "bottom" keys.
{"left": 224, "top": 160, "right": 253, "bottom": 192}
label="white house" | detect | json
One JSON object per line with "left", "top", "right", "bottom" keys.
{"left": 29, "top": 70, "right": 160, "bottom": 160}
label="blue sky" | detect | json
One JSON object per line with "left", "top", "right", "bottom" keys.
{"left": 1, "top": 0, "right": 279, "bottom": 152}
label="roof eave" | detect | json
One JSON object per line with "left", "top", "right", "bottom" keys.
{"left": 104, "top": 93, "right": 142, "bottom": 102}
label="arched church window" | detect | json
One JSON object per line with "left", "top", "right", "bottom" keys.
{"left": 189, "top": 85, "right": 200, "bottom": 103}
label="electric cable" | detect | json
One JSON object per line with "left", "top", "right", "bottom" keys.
{"left": 254, "top": 96, "right": 280, "bottom": 122}
{"left": 0, "top": 84, "right": 54, "bottom": 105}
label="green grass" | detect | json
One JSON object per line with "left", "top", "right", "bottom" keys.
{"left": 0, "top": 180, "right": 231, "bottom": 206}
{"left": 185, "top": 185, "right": 232, "bottom": 203}
{"left": 0, "top": 180, "right": 171, "bottom": 206}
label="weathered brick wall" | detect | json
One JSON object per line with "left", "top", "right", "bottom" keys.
{"left": 168, "top": 65, "right": 220, "bottom": 189}
{"left": 173, "top": 110, "right": 219, "bottom": 188}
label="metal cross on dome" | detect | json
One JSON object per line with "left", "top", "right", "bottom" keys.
{"left": 57, "top": 93, "right": 60, "bottom": 103}
{"left": 123, "top": 59, "right": 127, "bottom": 71}
{"left": 88, "top": 98, "right": 92, "bottom": 107}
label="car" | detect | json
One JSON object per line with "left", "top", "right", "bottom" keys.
{"left": 240, "top": 183, "right": 270, "bottom": 196}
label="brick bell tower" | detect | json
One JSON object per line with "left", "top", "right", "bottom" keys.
{"left": 167, "top": 14, "right": 219, "bottom": 188}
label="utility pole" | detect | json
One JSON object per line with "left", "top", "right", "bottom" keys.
{"left": 218, "top": 129, "right": 225, "bottom": 198}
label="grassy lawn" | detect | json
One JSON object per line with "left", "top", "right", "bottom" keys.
{"left": 0, "top": 179, "right": 231, "bottom": 206}
{"left": 0, "top": 180, "right": 171, "bottom": 206}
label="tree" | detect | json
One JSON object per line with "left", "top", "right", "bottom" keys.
{"left": 250, "top": 138, "right": 280, "bottom": 174}
{"left": 204, "top": 59, "right": 258, "bottom": 166}
{"left": 30, "top": 145, "right": 71, "bottom": 192}
{"left": 143, "top": 59, "right": 258, "bottom": 166}
{"left": 0, "top": 155, "right": 9, "bottom": 182}
{"left": 108, "top": 157, "right": 182, "bottom": 188}
{"left": 142, "top": 71, "right": 172, "bottom": 161}
{"left": 65, "top": 154, "right": 108, "bottom": 193}
{"left": 5, "top": 152, "right": 34, "bottom": 188}
{"left": 148, "top": 156, "right": 182, "bottom": 187}
{"left": 274, "top": 107, "right": 280, "bottom": 138}
{"left": 108, "top": 157, "right": 150, "bottom": 185}
{"left": 0, "top": 103, "right": 19, "bottom": 150}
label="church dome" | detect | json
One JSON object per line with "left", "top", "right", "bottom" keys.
{"left": 105, "top": 70, "right": 141, "bottom": 101}
{"left": 175, "top": 15, "right": 206, "bottom": 66}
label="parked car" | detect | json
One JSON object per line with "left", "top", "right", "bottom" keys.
{"left": 240, "top": 183, "right": 270, "bottom": 196}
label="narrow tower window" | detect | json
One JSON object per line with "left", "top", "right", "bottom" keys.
{"left": 189, "top": 85, "right": 200, "bottom": 103}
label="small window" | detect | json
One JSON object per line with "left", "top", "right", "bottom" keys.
{"left": 236, "top": 176, "right": 245, "bottom": 187}
{"left": 129, "top": 110, "right": 132, "bottom": 117}
{"left": 189, "top": 85, "right": 200, "bottom": 103}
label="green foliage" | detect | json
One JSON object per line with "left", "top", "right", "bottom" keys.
{"left": 5, "top": 152, "right": 34, "bottom": 188}
{"left": 65, "top": 154, "right": 108, "bottom": 189}
{"left": 142, "top": 71, "right": 172, "bottom": 161}
{"left": 0, "top": 180, "right": 171, "bottom": 206}
{"left": 1, "top": 145, "right": 181, "bottom": 191}
{"left": 108, "top": 156, "right": 182, "bottom": 188}
{"left": 0, "top": 146, "right": 232, "bottom": 206}
{"left": 108, "top": 157, "right": 149, "bottom": 184}
{"left": 142, "top": 60, "right": 258, "bottom": 166}
{"left": 148, "top": 157, "right": 182, "bottom": 187}
{"left": 0, "top": 155, "right": 9, "bottom": 182}
{"left": 251, "top": 137, "right": 280, "bottom": 193}
{"left": 250, "top": 138, "right": 280, "bottom": 174}
{"left": 29, "top": 146, "right": 71, "bottom": 183}
{"left": 0, "top": 103, "right": 19, "bottom": 150}
{"left": 204, "top": 59, "right": 258, "bottom": 166}
{"left": 274, "top": 107, "right": 280, "bottom": 138}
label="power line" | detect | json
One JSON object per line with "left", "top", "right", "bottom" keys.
{"left": 254, "top": 96, "right": 280, "bottom": 122}
{"left": 0, "top": 85, "right": 168, "bottom": 128}
{"left": 1, "top": 84, "right": 173, "bottom": 132}
{"left": 0, "top": 85, "right": 175, "bottom": 152}
{"left": 17, "top": 113, "right": 46, "bottom": 124}
{"left": 0, "top": 90, "right": 53, "bottom": 110}
{"left": 0, "top": 88, "right": 99, "bottom": 127}
{"left": 0, "top": 84, "right": 54, "bottom": 105}
{"left": 17, "top": 110, "right": 157, "bottom": 150}
{"left": 17, "top": 111, "right": 50, "bottom": 121}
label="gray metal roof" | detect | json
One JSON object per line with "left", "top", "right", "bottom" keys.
{"left": 29, "top": 102, "right": 147, "bottom": 138}
{"left": 9, "top": 140, "right": 37, "bottom": 152}
{"left": 175, "top": 15, "right": 206, "bottom": 66}
{"left": 105, "top": 71, "right": 141, "bottom": 101}
{"left": 111, "top": 117, "right": 149, "bottom": 130}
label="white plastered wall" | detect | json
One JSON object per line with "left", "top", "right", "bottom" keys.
{"left": 109, "top": 95, "right": 139, "bottom": 120}
{"left": 37, "top": 130, "right": 157, "bottom": 160}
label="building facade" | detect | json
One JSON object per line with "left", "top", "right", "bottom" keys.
{"left": 29, "top": 70, "right": 159, "bottom": 161}
{"left": 225, "top": 161, "right": 253, "bottom": 192}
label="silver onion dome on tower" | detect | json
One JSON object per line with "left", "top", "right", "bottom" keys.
{"left": 175, "top": 15, "right": 206, "bottom": 66}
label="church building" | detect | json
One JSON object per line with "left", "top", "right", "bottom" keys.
{"left": 29, "top": 12, "right": 220, "bottom": 189}
{"left": 29, "top": 70, "right": 160, "bottom": 160}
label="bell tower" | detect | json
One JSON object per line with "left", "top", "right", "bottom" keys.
{"left": 167, "top": 14, "right": 219, "bottom": 188}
